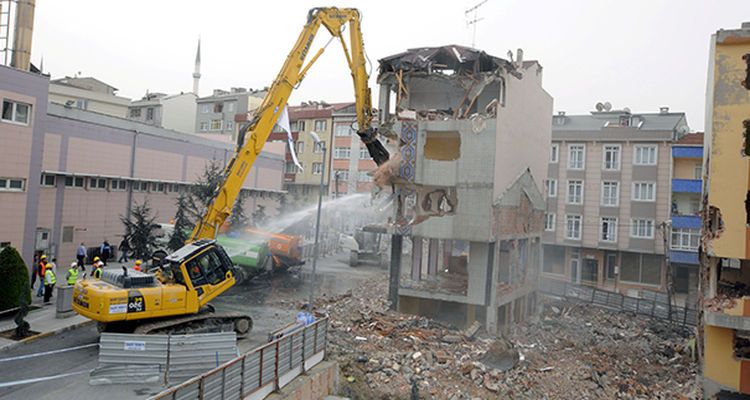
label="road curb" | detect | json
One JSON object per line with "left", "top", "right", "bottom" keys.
{"left": 0, "top": 320, "right": 95, "bottom": 352}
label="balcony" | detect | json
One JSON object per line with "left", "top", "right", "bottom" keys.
{"left": 672, "top": 178, "right": 701, "bottom": 193}
{"left": 669, "top": 250, "right": 699, "bottom": 265}
{"left": 671, "top": 214, "right": 701, "bottom": 229}
{"left": 672, "top": 146, "right": 703, "bottom": 159}
{"left": 705, "top": 296, "right": 750, "bottom": 331}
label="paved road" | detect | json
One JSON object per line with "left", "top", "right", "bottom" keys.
{"left": 0, "top": 252, "right": 383, "bottom": 399}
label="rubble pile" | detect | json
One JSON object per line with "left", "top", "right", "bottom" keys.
{"left": 320, "top": 276, "right": 699, "bottom": 399}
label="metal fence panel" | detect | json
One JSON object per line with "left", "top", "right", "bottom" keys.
{"left": 167, "top": 332, "right": 238, "bottom": 383}
{"left": 261, "top": 346, "right": 276, "bottom": 386}
{"left": 98, "top": 333, "right": 169, "bottom": 366}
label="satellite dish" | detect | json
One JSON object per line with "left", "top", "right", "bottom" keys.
{"left": 595, "top": 102, "right": 604, "bottom": 112}
{"left": 603, "top": 102, "right": 612, "bottom": 111}
{"left": 623, "top": 107, "right": 631, "bottom": 113}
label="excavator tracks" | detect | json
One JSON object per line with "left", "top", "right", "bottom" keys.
{"left": 113, "top": 310, "right": 252, "bottom": 338}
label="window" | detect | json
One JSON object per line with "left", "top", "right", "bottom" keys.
{"left": 199, "top": 122, "right": 209, "bottom": 132}
{"left": 314, "top": 142, "right": 325, "bottom": 154}
{"left": 549, "top": 144, "right": 559, "bottom": 163}
{"left": 601, "top": 181, "right": 619, "bottom": 206}
{"left": 213, "top": 103, "right": 224, "bottom": 113}
{"left": 605, "top": 253, "right": 617, "bottom": 280}
{"left": 359, "top": 147, "right": 373, "bottom": 160}
{"left": 111, "top": 179, "right": 127, "bottom": 191}
{"left": 129, "top": 108, "right": 141, "bottom": 118}
{"left": 545, "top": 179, "right": 557, "bottom": 197}
{"left": 567, "top": 180, "right": 583, "bottom": 204}
{"left": 570, "top": 248, "right": 581, "bottom": 282}
{"left": 0, "top": 178, "right": 24, "bottom": 191}
{"left": 671, "top": 228, "right": 700, "bottom": 251}
{"left": 694, "top": 164, "right": 703, "bottom": 180}
{"left": 334, "top": 147, "right": 351, "bottom": 159}
{"left": 168, "top": 183, "right": 180, "bottom": 193}
{"left": 2, "top": 99, "right": 31, "bottom": 125}
{"left": 631, "top": 219, "right": 655, "bottom": 239}
{"left": 133, "top": 181, "right": 148, "bottom": 192}
{"left": 296, "top": 141, "right": 304, "bottom": 154}
{"left": 567, "top": 144, "right": 585, "bottom": 170}
{"left": 226, "top": 102, "right": 235, "bottom": 112}
{"left": 335, "top": 124, "right": 352, "bottom": 136}
{"left": 358, "top": 171, "right": 373, "bottom": 182}
{"left": 312, "top": 162, "right": 323, "bottom": 175}
{"left": 290, "top": 121, "right": 299, "bottom": 132}
{"left": 151, "top": 182, "right": 165, "bottom": 192}
{"left": 543, "top": 245, "right": 565, "bottom": 275}
{"left": 618, "top": 115, "right": 631, "bottom": 127}
{"left": 620, "top": 252, "right": 661, "bottom": 285}
{"left": 314, "top": 120, "right": 326, "bottom": 131}
{"left": 565, "top": 215, "right": 582, "bottom": 240}
{"left": 89, "top": 178, "right": 107, "bottom": 190}
{"left": 76, "top": 99, "right": 88, "bottom": 110}
{"left": 544, "top": 213, "right": 556, "bottom": 231}
{"left": 634, "top": 145, "right": 657, "bottom": 165}
{"left": 225, "top": 120, "right": 234, "bottom": 131}
{"left": 201, "top": 104, "right": 210, "bottom": 114}
{"left": 603, "top": 145, "right": 621, "bottom": 170}
{"left": 210, "top": 119, "right": 223, "bottom": 131}
{"left": 296, "top": 120, "right": 306, "bottom": 132}
{"left": 633, "top": 182, "right": 656, "bottom": 201}
{"left": 600, "top": 217, "right": 617, "bottom": 242}
{"left": 41, "top": 174, "right": 56, "bottom": 187}
{"left": 285, "top": 161, "right": 297, "bottom": 174}
{"left": 146, "top": 107, "right": 154, "bottom": 121}
{"left": 334, "top": 170, "right": 349, "bottom": 181}
{"left": 64, "top": 176, "right": 84, "bottom": 188}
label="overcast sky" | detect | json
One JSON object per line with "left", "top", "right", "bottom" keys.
{"left": 31, "top": 0, "right": 749, "bottom": 131}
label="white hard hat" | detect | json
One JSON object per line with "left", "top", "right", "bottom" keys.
{"left": 71, "top": 262, "right": 78, "bottom": 268}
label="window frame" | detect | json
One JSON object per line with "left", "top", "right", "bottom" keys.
{"left": 111, "top": 179, "right": 128, "bottom": 191}
{"left": 567, "top": 144, "right": 586, "bottom": 170}
{"left": 2, "top": 99, "right": 32, "bottom": 125}
{"left": 545, "top": 179, "right": 557, "bottom": 198}
{"left": 335, "top": 124, "right": 352, "bottom": 137}
{"left": 89, "top": 177, "right": 107, "bottom": 190}
{"left": 565, "top": 214, "right": 582, "bottom": 240}
{"left": 201, "top": 104, "right": 211, "bottom": 114}
{"left": 544, "top": 213, "right": 556, "bottom": 232}
{"left": 633, "top": 144, "right": 658, "bottom": 166}
{"left": 602, "top": 144, "right": 621, "bottom": 171}
{"left": 630, "top": 219, "right": 655, "bottom": 239}
{"left": 549, "top": 143, "right": 559, "bottom": 163}
{"left": 313, "top": 142, "right": 325, "bottom": 154}
{"left": 334, "top": 146, "right": 351, "bottom": 159}
{"left": 566, "top": 179, "right": 584, "bottom": 205}
{"left": 41, "top": 174, "right": 56, "bottom": 187}
{"left": 632, "top": 181, "right": 656, "bottom": 202}
{"left": 311, "top": 162, "right": 323, "bottom": 175}
{"left": 209, "top": 119, "right": 223, "bottom": 131}
{"left": 601, "top": 181, "right": 620, "bottom": 207}
{"left": 359, "top": 147, "right": 372, "bottom": 160}
{"left": 314, "top": 119, "right": 327, "bottom": 132}
{"left": 671, "top": 228, "right": 700, "bottom": 251}
{"left": 600, "top": 217, "right": 618, "bottom": 242}
{"left": 0, "top": 177, "right": 25, "bottom": 192}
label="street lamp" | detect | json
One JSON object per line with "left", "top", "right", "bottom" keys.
{"left": 308, "top": 131, "right": 326, "bottom": 312}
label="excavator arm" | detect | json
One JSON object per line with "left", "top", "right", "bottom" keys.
{"left": 190, "top": 7, "right": 389, "bottom": 242}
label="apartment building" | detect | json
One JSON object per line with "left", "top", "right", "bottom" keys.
{"left": 542, "top": 107, "right": 689, "bottom": 295}
{"left": 378, "top": 46, "right": 553, "bottom": 333}
{"left": 669, "top": 132, "right": 703, "bottom": 303}
{"left": 127, "top": 92, "right": 197, "bottom": 134}
{"left": 0, "top": 64, "right": 284, "bottom": 267}
{"left": 195, "top": 88, "right": 265, "bottom": 139}
{"left": 330, "top": 102, "right": 377, "bottom": 195}
{"left": 701, "top": 22, "right": 750, "bottom": 398}
{"left": 48, "top": 76, "right": 131, "bottom": 117}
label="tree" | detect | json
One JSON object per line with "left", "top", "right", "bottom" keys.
{"left": 251, "top": 204, "right": 268, "bottom": 228}
{"left": 121, "top": 199, "right": 159, "bottom": 260}
{"left": 168, "top": 193, "right": 191, "bottom": 251}
{"left": 229, "top": 192, "right": 249, "bottom": 230}
{"left": 0, "top": 246, "right": 30, "bottom": 312}
{"left": 186, "top": 159, "right": 224, "bottom": 226}
{"left": 14, "top": 280, "right": 31, "bottom": 339}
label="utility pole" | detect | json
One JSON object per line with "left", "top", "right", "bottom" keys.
{"left": 465, "top": 0, "right": 488, "bottom": 48}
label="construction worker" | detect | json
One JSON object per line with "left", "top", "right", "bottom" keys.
{"left": 133, "top": 260, "right": 142, "bottom": 272}
{"left": 43, "top": 262, "right": 56, "bottom": 304}
{"left": 34, "top": 255, "right": 47, "bottom": 297}
{"left": 92, "top": 261, "right": 103, "bottom": 279}
{"left": 66, "top": 261, "right": 79, "bottom": 286}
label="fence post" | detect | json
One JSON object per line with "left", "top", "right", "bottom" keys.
{"left": 313, "top": 321, "right": 319, "bottom": 354}
{"left": 259, "top": 348, "right": 264, "bottom": 388}
{"left": 198, "top": 377, "right": 205, "bottom": 400}
{"left": 221, "top": 367, "right": 226, "bottom": 400}
{"left": 165, "top": 334, "right": 171, "bottom": 386}
{"left": 289, "top": 333, "right": 295, "bottom": 371}
{"left": 274, "top": 341, "right": 280, "bottom": 391}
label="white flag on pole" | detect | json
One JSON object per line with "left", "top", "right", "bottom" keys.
{"left": 277, "top": 106, "right": 303, "bottom": 171}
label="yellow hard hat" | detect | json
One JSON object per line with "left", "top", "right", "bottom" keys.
{"left": 45, "top": 262, "right": 53, "bottom": 270}
{"left": 40, "top": 255, "right": 47, "bottom": 260}
{"left": 94, "top": 256, "right": 100, "bottom": 262}
{"left": 135, "top": 260, "right": 142, "bottom": 265}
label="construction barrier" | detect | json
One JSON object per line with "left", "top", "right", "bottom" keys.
{"left": 539, "top": 277, "right": 698, "bottom": 327}
{"left": 90, "top": 332, "right": 238, "bottom": 385}
{"left": 148, "top": 317, "right": 329, "bottom": 400}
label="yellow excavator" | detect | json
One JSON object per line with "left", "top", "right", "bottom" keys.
{"left": 71, "top": 7, "right": 389, "bottom": 336}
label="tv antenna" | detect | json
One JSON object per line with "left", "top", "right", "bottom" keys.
{"left": 465, "top": 0, "right": 489, "bottom": 48}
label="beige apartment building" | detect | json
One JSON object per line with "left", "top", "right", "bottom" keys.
{"left": 0, "top": 64, "right": 284, "bottom": 266}
{"left": 542, "top": 107, "right": 689, "bottom": 294}
{"left": 330, "top": 102, "right": 377, "bottom": 195}
{"left": 48, "top": 76, "right": 131, "bottom": 118}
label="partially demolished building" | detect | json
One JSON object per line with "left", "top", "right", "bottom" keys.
{"left": 376, "top": 45, "right": 553, "bottom": 333}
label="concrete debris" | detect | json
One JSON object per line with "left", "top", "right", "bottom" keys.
{"left": 463, "top": 321, "right": 481, "bottom": 340}
{"left": 320, "top": 276, "right": 698, "bottom": 399}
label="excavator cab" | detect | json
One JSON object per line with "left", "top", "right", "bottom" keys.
{"left": 162, "top": 239, "right": 236, "bottom": 306}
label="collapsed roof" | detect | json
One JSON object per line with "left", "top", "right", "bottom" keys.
{"left": 378, "top": 45, "right": 514, "bottom": 75}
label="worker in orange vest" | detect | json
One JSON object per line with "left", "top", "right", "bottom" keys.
{"left": 133, "top": 260, "right": 142, "bottom": 272}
